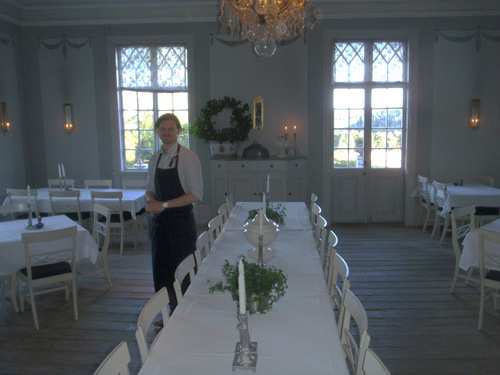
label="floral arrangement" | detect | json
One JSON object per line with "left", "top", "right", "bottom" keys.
{"left": 208, "top": 257, "right": 288, "bottom": 314}
{"left": 247, "top": 202, "right": 287, "bottom": 226}
{"left": 189, "top": 96, "right": 252, "bottom": 144}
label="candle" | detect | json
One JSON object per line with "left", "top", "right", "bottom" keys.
{"left": 238, "top": 259, "right": 246, "bottom": 315}
{"left": 61, "top": 163, "right": 66, "bottom": 178}
{"left": 259, "top": 209, "right": 264, "bottom": 236}
{"left": 284, "top": 126, "right": 288, "bottom": 141}
{"left": 263, "top": 192, "right": 266, "bottom": 212}
{"left": 266, "top": 174, "right": 270, "bottom": 195}
{"left": 58, "top": 163, "right": 62, "bottom": 179}
{"left": 293, "top": 125, "right": 297, "bottom": 134}
{"left": 27, "top": 185, "right": 31, "bottom": 205}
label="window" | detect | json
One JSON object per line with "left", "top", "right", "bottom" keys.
{"left": 116, "top": 45, "right": 189, "bottom": 170}
{"left": 332, "top": 40, "right": 407, "bottom": 168}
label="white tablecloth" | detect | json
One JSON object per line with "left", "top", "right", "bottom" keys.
{"left": 0, "top": 215, "right": 98, "bottom": 277}
{"left": 138, "top": 202, "right": 349, "bottom": 375}
{"left": 3, "top": 188, "right": 146, "bottom": 219}
{"left": 460, "top": 218, "right": 500, "bottom": 271}
{"left": 433, "top": 183, "right": 500, "bottom": 214}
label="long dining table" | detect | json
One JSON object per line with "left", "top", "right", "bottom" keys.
{"left": 0, "top": 215, "right": 98, "bottom": 277}
{"left": 432, "top": 183, "right": 500, "bottom": 214}
{"left": 138, "top": 201, "right": 349, "bottom": 375}
{"left": 459, "top": 218, "right": 500, "bottom": 272}
{"left": 3, "top": 187, "right": 146, "bottom": 219}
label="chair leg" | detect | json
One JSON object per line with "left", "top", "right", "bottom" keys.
{"left": 119, "top": 227, "right": 124, "bottom": 256}
{"left": 439, "top": 214, "right": 450, "bottom": 244}
{"left": 465, "top": 268, "right": 474, "bottom": 285}
{"left": 450, "top": 265, "right": 460, "bottom": 294}
{"left": 29, "top": 285, "right": 39, "bottom": 330}
{"left": 102, "top": 257, "right": 113, "bottom": 287}
{"left": 431, "top": 213, "right": 440, "bottom": 238}
{"left": 422, "top": 209, "right": 431, "bottom": 232}
{"left": 478, "top": 284, "right": 486, "bottom": 330}
{"left": 416, "top": 206, "right": 423, "bottom": 228}
{"left": 71, "top": 278, "right": 78, "bottom": 321}
{"left": 9, "top": 274, "right": 18, "bottom": 313}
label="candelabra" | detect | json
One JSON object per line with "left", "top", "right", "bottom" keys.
{"left": 232, "top": 312, "right": 257, "bottom": 371}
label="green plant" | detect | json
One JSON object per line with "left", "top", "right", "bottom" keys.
{"left": 247, "top": 202, "right": 287, "bottom": 226}
{"left": 189, "top": 96, "right": 252, "bottom": 143}
{"left": 208, "top": 257, "right": 288, "bottom": 314}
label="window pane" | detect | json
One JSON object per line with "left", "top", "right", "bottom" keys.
{"left": 334, "top": 130, "right": 349, "bottom": 148}
{"left": 334, "top": 109, "right": 349, "bottom": 129}
{"left": 334, "top": 42, "right": 364, "bottom": 83}
{"left": 387, "top": 149, "right": 402, "bottom": 168}
{"left": 372, "top": 109, "right": 386, "bottom": 128}
{"left": 122, "top": 90, "right": 138, "bottom": 110}
{"left": 334, "top": 149, "right": 348, "bottom": 168}
{"left": 372, "top": 129, "right": 386, "bottom": 148}
{"left": 387, "top": 129, "right": 402, "bottom": 148}
{"left": 138, "top": 92, "right": 153, "bottom": 110}
{"left": 350, "top": 129, "right": 364, "bottom": 148}
{"left": 372, "top": 88, "right": 403, "bottom": 108}
{"left": 173, "top": 92, "right": 188, "bottom": 109}
{"left": 119, "top": 47, "right": 152, "bottom": 88}
{"left": 371, "top": 149, "right": 386, "bottom": 168}
{"left": 373, "top": 42, "right": 405, "bottom": 82}
{"left": 139, "top": 111, "right": 154, "bottom": 130}
{"left": 123, "top": 110, "right": 138, "bottom": 130}
{"left": 388, "top": 109, "right": 402, "bottom": 128}
{"left": 334, "top": 89, "right": 364, "bottom": 109}
{"left": 350, "top": 149, "right": 364, "bottom": 168}
{"left": 158, "top": 93, "right": 173, "bottom": 111}
{"left": 124, "top": 130, "right": 138, "bottom": 149}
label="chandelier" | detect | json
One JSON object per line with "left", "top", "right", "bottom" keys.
{"left": 219, "top": 0, "right": 318, "bottom": 57}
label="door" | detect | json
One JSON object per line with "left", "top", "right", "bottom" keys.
{"left": 330, "top": 40, "right": 408, "bottom": 223}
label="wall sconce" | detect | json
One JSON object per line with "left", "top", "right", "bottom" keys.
{"left": 1, "top": 102, "right": 10, "bottom": 135}
{"left": 469, "top": 99, "right": 480, "bottom": 129}
{"left": 63, "top": 103, "right": 74, "bottom": 134}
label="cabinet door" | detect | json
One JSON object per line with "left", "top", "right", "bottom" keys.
{"left": 266, "top": 172, "right": 287, "bottom": 202}
{"left": 287, "top": 160, "right": 307, "bottom": 202}
{"left": 229, "top": 172, "right": 259, "bottom": 202}
{"left": 211, "top": 161, "right": 228, "bottom": 213}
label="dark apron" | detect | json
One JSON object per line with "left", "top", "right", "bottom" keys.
{"left": 151, "top": 144, "right": 196, "bottom": 310}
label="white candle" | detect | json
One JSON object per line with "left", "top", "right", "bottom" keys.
{"left": 259, "top": 209, "right": 264, "bottom": 236}
{"left": 27, "top": 185, "right": 31, "bottom": 205}
{"left": 263, "top": 192, "right": 266, "bottom": 212}
{"left": 238, "top": 259, "right": 246, "bottom": 315}
{"left": 266, "top": 174, "right": 270, "bottom": 195}
{"left": 61, "top": 163, "right": 66, "bottom": 178}
{"left": 58, "top": 163, "right": 62, "bottom": 179}
{"left": 293, "top": 125, "right": 297, "bottom": 134}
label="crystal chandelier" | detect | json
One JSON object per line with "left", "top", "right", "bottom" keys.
{"left": 219, "top": 0, "right": 318, "bottom": 57}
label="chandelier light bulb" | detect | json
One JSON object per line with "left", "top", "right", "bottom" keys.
{"left": 254, "top": 37, "right": 277, "bottom": 57}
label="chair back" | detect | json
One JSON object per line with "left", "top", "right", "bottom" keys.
{"left": 49, "top": 189, "right": 84, "bottom": 224}
{"left": 450, "top": 205, "right": 476, "bottom": 261}
{"left": 218, "top": 203, "right": 230, "bottom": 224}
{"left": 310, "top": 192, "right": 318, "bottom": 210}
{"left": 328, "top": 253, "right": 350, "bottom": 311}
{"left": 91, "top": 191, "right": 124, "bottom": 218}
{"left": 135, "top": 287, "right": 170, "bottom": 364}
{"left": 324, "top": 229, "right": 339, "bottom": 280}
{"left": 6, "top": 188, "right": 40, "bottom": 218}
{"left": 93, "top": 341, "right": 131, "bottom": 375}
{"left": 478, "top": 174, "right": 494, "bottom": 187}
{"left": 432, "top": 181, "right": 448, "bottom": 209}
{"left": 208, "top": 214, "right": 223, "bottom": 247}
{"left": 0, "top": 203, "right": 28, "bottom": 221}
{"left": 338, "top": 289, "right": 370, "bottom": 375}
{"left": 315, "top": 215, "right": 328, "bottom": 262}
{"left": 93, "top": 203, "right": 112, "bottom": 254}
{"left": 173, "top": 254, "right": 196, "bottom": 304}
{"left": 48, "top": 179, "right": 75, "bottom": 188}
{"left": 225, "top": 193, "right": 234, "bottom": 212}
{"left": 310, "top": 202, "right": 322, "bottom": 227}
{"left": 361, "top": 348, "right": 391, "bottom": 375}
{"left": 417, "top": 175, "right": 431, "bottom": 208}
{"left": 85, "top": 179, "right": 112, "bottom": 189}
{"left": 196, "top": 230, "right": 211, "bottom": 261}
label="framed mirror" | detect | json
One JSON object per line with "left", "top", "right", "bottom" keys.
{"left": 253, "top": 96, "right": 264, "bottom": 131}
{"left": 63, "top": 103, "right": 74, "bottom": 134}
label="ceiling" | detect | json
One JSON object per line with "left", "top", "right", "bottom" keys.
{"left": 1, "top": 0, "right": 500, "bottom": 26}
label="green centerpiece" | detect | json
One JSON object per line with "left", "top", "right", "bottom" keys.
{"left": 209, "top": 257, "right": 288, "bottom": 314}
{"left": 247, "top": 202, "right": 286, "bottom": 226}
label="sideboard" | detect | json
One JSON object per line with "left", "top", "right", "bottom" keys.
{"left": 210, "top": 158, "right": 307, "bottom": 214}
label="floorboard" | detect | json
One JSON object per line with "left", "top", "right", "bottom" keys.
{"left": 0, "top": 223, "right": 499, "bottom": 374}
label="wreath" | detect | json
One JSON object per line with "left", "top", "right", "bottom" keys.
{"left": 189, "top": 96, "right": 252, "bottom": 144}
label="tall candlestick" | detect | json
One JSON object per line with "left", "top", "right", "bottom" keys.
{"left": 61, "top": 163, "right": 66, "bottom": 178}
{"left": 263, "top": 192, "right": 266, "bottom": 212}
{"left": 27, "top": 185, "right": 31, "bottom": 205}
{"left": 58, "top": 163, "right": 62, "bottom": 179}
{"left": 266, "top": 175, "right": 270, "bottom": 195}
{"left": 238, "top": 259, "right": 246, "bottom": 315}
{"left": 259, "top": 209, "right": 263, "bottom": 236}
{"left": 284, "top": 126, "right": 288, "bottom": 142}
{"left": 293, "top": 125, "right": 297, "bottom": 134}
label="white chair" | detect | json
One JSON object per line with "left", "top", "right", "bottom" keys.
{"left": 415, "top": 174, "right": 434, "bottom": 232}
{"left": 477, "top": 228, "right": 500, "bottom": 330}
{"left": 122, "top": 179, "right": 148, "bottom": 243}
{"left": 478, "top": 174, "right": 494, "bottom": 187}
{"left": 78, "top": 203, "right": 113, "bottom": 287}
{"left": 361, "top": 347, "right": 391, "bottom": 375}
{"left": 314, "top": 215, "right": 328, "bottom": 265}
{"left": 310, "top": 202, "right": 322, "bottom": 229}
{"left": 6, "top": 188, "right": 41, "bottom": 218}
{"left": 85, "top": 179, "right": 112, "bottom": 189}
{"left": 431, "top": 181, "right": 451, "bottom": 244}
{"left": 18, "top": 226, "right": 78, "bottom": 330}
{"left": 225, "top": 193, "right": 234, "bottom": 213}
{"left": 207, "top": 214, "right": 223, "bottom": 247}
{"left": 328, "top": 252, "right": 350, "bottom": 319}
{"left": 49, "top": 189, "right": 90, "bottom": 228}
{"left": 218, "top": 202, "right": 230, "bottom": 225}
{"left": 173, "top": 253, "right": 196, "bottom": 305}
{"left": 91, "top": 191, "right": 136, "bottom": 256}
{"left": 93, "top": 341, "right": 131, "bottom": 375}
{"left": 338, "top": 289, "right": 371, "bottom": 375}
{"left": 135, "top": 287, "right": 170, "bottom": 364}
{"left": 310, "top": 192, "right": 318, "bottom": 214}
{"left": 450, "top": 205, "right": 478, "bottom": 293}
{"left": 48, "top": 178, "right": 75, "bottom": 188}
{"left": 324, "top": 229, "right": 339, "bottom": 281}
{"left": 196, "top": 230, "right": 211, "bottom": 263}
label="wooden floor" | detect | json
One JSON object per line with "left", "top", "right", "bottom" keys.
{"left": 1, "top": 224, "right": 499, "bottom": 374}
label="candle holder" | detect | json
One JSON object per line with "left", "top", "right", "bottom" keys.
{"left": 293, "top": 133, "right": 297, "bottom": 156}
{"left": 25, "top": 203, "right": 36, "bottom": 230}
{"left": 59, "top": 178, "right": 64, "bottom": 190}
{"left": 257, "top": 235, "right": 266, "bottom": 268}
{"left": 232, "top": 312, "right": 257, "bottom": 371}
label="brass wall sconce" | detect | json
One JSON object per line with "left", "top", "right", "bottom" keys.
{"left": 253, "top": 96, "right": 264, "bottom": 131}
{"left": 1, "top": 102, "right": 10, "bottom": 135}
{"left": 63, "top": 103, "right": 74, "bottom": 134}
{"left": 469, "top": 99, "right": 480, "bottom": 129}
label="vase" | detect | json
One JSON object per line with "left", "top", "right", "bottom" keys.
{"left": 248, "top": 293, "right": 269, "bottom": 314}
{"left": 209, "top": 141, "right": 238, "bottom": 158}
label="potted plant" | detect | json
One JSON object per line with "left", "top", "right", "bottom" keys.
{"left": 208, "top": 257, "right": 288, "bottom": 314}
{"left": 189, "top": 96, "right": 252, "bottom": 158}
